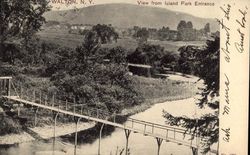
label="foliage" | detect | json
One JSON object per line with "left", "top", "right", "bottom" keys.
{"left": 177, "top": 45, "right": 203, "bottom": 74}
{"left": 133, "top": 27, "right": 149, "bottom": 44}
{"left": 127, "top": 44, "right": 165, "bottom": 66}
{"left": 106, "top": 46, "right": 127, "bottom": 64}
{"left": 0, "top": 64, "right": 20, "bottom": 76}
{"left": 160, "top": 52, "right": 179, "bottom": 71}
{"left": 0, "top": 114, "right": 22, "bottom": 135}
{"left": 163, "top": 36, "right": 219, "bottom": 153}
{"left": 176, "top": 20, "right": 210, "bottom": 41}
{"left": 76, "top": 30, "right": 100, "bottom": 63}
{"left": 49, "top": 30, "right": 143, "bottom": 113}
{"left": 92, "top": 24, "right": 119, "bottom": 44}
{"left": 0, "top": 0, "right": 50, "bottom": 63}
{"left": 156, "top": 26, "right": 177, "bottom": 41}
{"left": 204, "top": 23, "right": 211, "bottom": 34}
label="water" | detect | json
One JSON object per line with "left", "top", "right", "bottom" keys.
{"left": 0, "top": 97, "right": 214, "bottom": 155}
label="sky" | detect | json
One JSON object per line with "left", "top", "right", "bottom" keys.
{"left": 50, "top": 0, "right": 220, "bottom": 18}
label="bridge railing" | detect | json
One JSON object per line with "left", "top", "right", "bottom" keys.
{"left": 124, "top": 117, "right": 200, "bottom": 146}
{"left": 10, "top": 81, "right": 114, "bottom": 119}
{"left": 17, "top": 87, "right": 112, "bottom": 119}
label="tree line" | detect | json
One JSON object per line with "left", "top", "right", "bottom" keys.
{"left": 127, "top": 20, "right": 211, "bottom": 42}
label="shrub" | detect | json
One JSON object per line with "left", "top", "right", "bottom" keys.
{"left": 0, "top": 114, "right": 22, "bottom": 136}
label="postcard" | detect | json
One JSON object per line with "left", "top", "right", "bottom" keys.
{"left": 0, "top": 0, "right": 249, "bottom": 155}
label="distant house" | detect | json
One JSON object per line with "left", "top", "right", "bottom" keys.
{"left": 70, "top": 24, "right": 92, "bottom": 30}
{"left": 70, "top": 25, "right": 78, "bottom": 30}
{"left": 79, "top": 26, "right": 85, "bottom": 30}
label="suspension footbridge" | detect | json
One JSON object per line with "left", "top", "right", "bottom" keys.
{"left": 0, "top": 77, "right": 206, "bottom": 155}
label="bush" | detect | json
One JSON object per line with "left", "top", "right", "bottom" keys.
{"left": 0, "top": 114, "right": 22, "bottom": 136}
{"left": 0, "top": 65, "right": 20, "bottom": 76}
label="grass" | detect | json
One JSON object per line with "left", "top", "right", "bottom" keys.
{"left": 135, "top": 75, "right": 196, "bottom": 100}
{"left": 121, "top": 75, "right": 197, "bottom": 115}
{"left": 37, "top": 29, "right": 206, "bottom": 53}
{"left": 103, "top": 38, "right": 205, "bottom": 54}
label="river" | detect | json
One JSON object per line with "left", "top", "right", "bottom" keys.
{"left": 0, "top": 96, "right": 215, "bottom": 155}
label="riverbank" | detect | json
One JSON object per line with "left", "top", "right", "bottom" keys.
{"left": 122, "top": 74, "right": 199, "bottom": 116}
{"left": 0, "top": 132, "right": 35, "bottom": 145}
{"left": 121, "top": 94, "right": 195, "bottom": 116}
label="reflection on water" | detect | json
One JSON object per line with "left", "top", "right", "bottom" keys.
{"left": 0, "top": 98, "right": 214, "bottom": 155}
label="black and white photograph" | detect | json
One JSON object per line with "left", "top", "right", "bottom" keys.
{"left": 0, "top": 0, "right": 249, "bottom": 155}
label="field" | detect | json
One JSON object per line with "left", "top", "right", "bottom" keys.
{"left": 37, "top": 28, "right": 206, "bottom": 54}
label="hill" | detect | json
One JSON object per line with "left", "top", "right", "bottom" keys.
{"left": 44, "top": 3, "right": 219, "bottom": 32}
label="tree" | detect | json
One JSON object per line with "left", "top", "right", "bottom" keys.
{"left": 0, "top": 0, "right": 50, "bottom": 63}
{"left": 92, "top": 24, "right": 119, "bottom": 44}
{"left": 204, "top": 23, "right": 211, "bottom": 34}
{"left": 177, "top": 20, "right": 196, "bottom": 41}
{"left": 133, "top": 27, "right": 149, "bottom": 44}
{"left": 186, "top": 21, "right": 193, "bottom": 29}
{"left": 161, "top": 52, "right": 179, "bottom": 71}
{"left": 177, "top": 20, "right": 187, "bottom": 41}
{"left": 157, "top": 26, "right": 170, "bottom": 41}
{"left": 49, "top": 27, "right": 142, "bottom": 113}
{"left": 163, "top": 36, "right": 219, "bottom": 154}
{"left": 76, "top": 30, "right": 100, "bottom": 63}
{"left": 178, "top": 45, "right": 202, "bottom": 74}
{"left": 127, "top": 44, "right": 164, "bottom": 66}
{"left": 106, "top": 47, "right": 127, "bottom": 64}
{"left": 177, "top": 20, "right": 187, "bottom": 31}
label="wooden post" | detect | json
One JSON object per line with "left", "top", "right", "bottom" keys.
{"left": 174, "top": 128, "right": 176, "bottom": 139}
{"left": 191, "top": 147, "right": 198, "bottom": 155}
{"left": 81, "top": 104, "right": 83, "bottom": 114}
{"left": 3, "top": 80, "right": 5, "bottom": 95}
{"left": 98, "top": 123, "right": 105, "bottom": 155}
{"left": 34, "top": 108, "right": 39, "bottom": 126}
{"left": 39, "top": 91, "right": 42, "bottom": 105}
{"left": 17, "top": 104, "right": 21, "bottom": 116}
{"left": 156, "top": 138, "right": 163, "bottom": 155}
{"left": 0, "top": 80, "right": 2, "bottom": 95}
{"left": 97, "top": 109, "right": 99, "bottom": 118}
{"left": 52, "top": 94, "right": 55, "bottom": 108}
{"left": 166, "top": 129, "right": 169, "bottom": 139}
{"left": 65, "top": 100, "right": 68, "bottom": 111}
{"left": 74, "top": 117, "right": 81, "bottom": 155}
{"left": 45, "top": 95, "right": 47, "bottom": 106}
{"left": 113, "top": 111, "right": 116, "bottom": 123}
{"left": 20, "top": 86, "right": 22, "bottom": 99}
{"left": 124, "top": 129, "right": 131, "bottom": 155}
{"left": 7, "top": 78, "right": 11, "bottom": 96}
{"left": 73, "top": 98, "right": 76, "bottom": 114}
{"left": 2, "top": 79, "right": 6, "bottom": 95}
{"left": 53, "top": 111, "right": 59, "bottom": 154}
{"left": 33, "top": 91, "right": 36, "bottom": 102}
{"left": 144, "top": 124, "right": 147, "bottom": 134}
